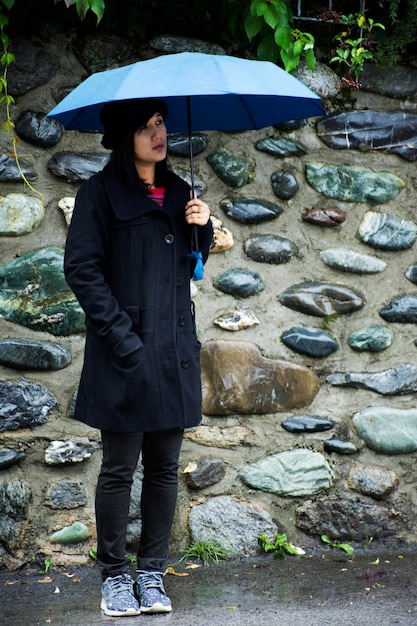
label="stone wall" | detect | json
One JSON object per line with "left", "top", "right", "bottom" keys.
{"left": 1, "top": 32, "right": 417, "bottom": 569}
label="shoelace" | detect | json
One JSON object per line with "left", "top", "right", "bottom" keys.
{"left": 137, "top": 571, "right": 165, "bottom": 591}
{"left": 107, "top": 573, "right": 133, "bottom": 593}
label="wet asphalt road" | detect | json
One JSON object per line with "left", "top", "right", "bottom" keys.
{"left": 2, "top": 551, "right": 417, "bottom": 626}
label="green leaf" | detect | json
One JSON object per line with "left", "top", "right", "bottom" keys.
{"left": 274, "top": 24, "right": 291, "bottom": 49}
{"left": 244, "top": 14, "right": 263, "bottom": 41}
{"left": 304, "top": 48, "right": 316, "bottom": 71}
{"left": 257, "top": 32, "right": 279, "bottom": 63}
{"left": 1, "top": 0, "right": 15, "bottom": 10}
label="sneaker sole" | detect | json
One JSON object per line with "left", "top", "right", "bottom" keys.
{"left": 140, "top": 603, "right": 172, "bottom": 614}
{"left": 100, "top": 598, "right": 141, "bottom": 617}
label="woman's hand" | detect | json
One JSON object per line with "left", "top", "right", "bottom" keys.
{"left": 185, "top": 193, "right": 210, "bottom": 226}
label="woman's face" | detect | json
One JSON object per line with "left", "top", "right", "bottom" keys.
{"left": 133, "top": 112, "right": 167, "bottom": 172}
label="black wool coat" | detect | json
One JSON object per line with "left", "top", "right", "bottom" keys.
{"left": 64, "top": 166, "right": 213, "bottom": 433}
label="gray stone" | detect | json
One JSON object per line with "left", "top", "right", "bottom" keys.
{"left": 44, "top": 438, "right": 99, "bottom": 465}
{"left": 302, "top": 206, "right": 346, "bottom": 227}
{"left": 239, "top": 449, "right": 334, "bottom": 496}
{"left": 292, "top": 60, "right": 340, "bottom": 99}
{"left": 213, "top": 306, "right": 260, "bottom": 331}
{"left": 126, "top": 465, "right": 143, "bottom": 551}
{"left": 361, "top": 63, "right": 417, "bottom": 100}
{"left": 7, "top": 40, "right": 59, "bottom": 96}
{"left": 168, "top": 133, "right": 209, "bottom": 156}
{"left": 348, "top": 326, "right": 394, "bottom": 352}
{"left": 281, "top": 326, "right": 339, "bottom": 358}
{"left": 271, "top": 170, "right": 299, "bottom": 200}
{"left": 50, "top": 521, "right": 90, "bottom": 544}
{"left": 404, "top": 264, "right": 417, "bottom": 284}
{"left": 0, "top": 481, "right": 31, "bottom": 550}
{"left": 352, "top": 406, "right": 417, "bottom": 454}
{"left": 173, "top": 168, "right": 206, "bottom": 197}
{"left": 0, "top": 247, "right": 85, "bottom": 336}
{"left": 255, "top": 136, "right": 306, "bottom": 157}
{"left": 348, "top": 465, "right": 399, "bottom": 500}
{"left": 306, "top": 162, "right": 405, "bottom": 204}
{"left": 0, "top": 152, "right": 37, "bottom": 182}
{"left": 278, "top": 281, "right": 365, "bottom": 317}
{"left": 184, "top": 456, "right": 226, "bottom": 489}
{"left": 15, "top": 111, "right": 63, "bottom": 148}
{"left": 296, "top": 497, "right": 398, "bottom": 540}
{"left": 0, "top": 193, "right": 45, "bottom": 236}
{"left": 0, "top": 448, "right": 26, "bottom": 470}
{"left": 213, "top": 268, "right": 264, "bottom": 298}
{"left": 316, "top": 110, "right": 417, "bottom": 161}
{"left": 0, "top": 379, "right": 57, "bottom": 433}
{"left": 150, "top": 35, "right": 226, "bottom": 55}
{"left": 323, "top": 438, "right": 358, "bottom": 455}
{"left": 220, "top": 197, "right": 283, "bottom": 224}
{"left": 73, "top": 33, "right": 135, "bottom": 74}
{"left": 0, "top": 338, "right": 71, "bottom": 371}
{"left": 188, "top": 495, "right": 278, "bottom": 557}
{"left": 327, "top": 364, "right": 417, "bottom": 395}
{"left": 47, "top": 152, "right": 110, "bottom": 182}
{"left": 379, "top": 295, "right": 417, "bottom": 323}
{"left": 358, "top": 211, "right": 417, "bottom": 251}
{"left": 207, "top": 147, "right": 255, "bottom": 188}
{"left": 244, "top": 234, "right": 298, "bottom": 264}
{"left": 201, "top": 340, "right": 320, "bottom": 415}
{"left": 45, "top": 481, "right": 87, "bottom": 509}
{"left": 320, "top": 248, "right": 387, "bottom": 273}
{"left": 281, "top": 415, "right": 335, "bottom": 433}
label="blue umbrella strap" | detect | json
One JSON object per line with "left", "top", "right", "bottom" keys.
{"left": 187, "top": 250, "right": 204, "bottom": 281}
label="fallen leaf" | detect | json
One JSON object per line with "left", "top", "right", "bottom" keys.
{"left": 37, "top": 576, "right": 54, "bottom": 584}
{"left": 72, "top": 578, "right": 81, "bottom": 583}
{"left": 165, "top": 566, "right": 189, "bottom": 577}
{"left": 369, "top": 557, "right": 380, "bottom": 565}
{"left": 185, "top": 563, "right": 201, "bottom": 570}
{"left": 62, "top": 572, "right": 75, "bottom": 578}
{"left": 54, "top": 586, "right": 60, "bottom": 594}
{"left": 5, "top": 579, "right": 26, "bottom": 586}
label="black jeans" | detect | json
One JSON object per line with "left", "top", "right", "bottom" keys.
{"left": 96, "top": 428, "right": 184, "bottom": 580}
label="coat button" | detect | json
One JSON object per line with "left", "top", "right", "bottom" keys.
{"left": 164, "top": 233, "right": 174, "bottom": 244}
{"left": 181, "top": 359, "right": 189, "bottom": 368}
{"left": 176, "top": 277, "right": 183, "bottom": 287}
{"left": 179, "top": 316, "right": 185, "bottom": 327}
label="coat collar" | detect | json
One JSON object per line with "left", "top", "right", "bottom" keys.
{"left": 101, "top": 168, "right": 189, "bottom": 221}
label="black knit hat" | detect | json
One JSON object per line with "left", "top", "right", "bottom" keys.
{"left": 100, "top": 98, "right": 168, "bottom": 150}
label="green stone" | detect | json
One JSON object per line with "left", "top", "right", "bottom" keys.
{"left": 239, "top": 448, "right": 334, "bottom": 496}
{"left": 353, "top": 406, "right": 417, "bottom": 454}
{"left": 50, "top": 521, "right": 90, "bottom": 544}
{"left": 348, "top": 325, "right": 394, "bottom": 351}
{"left": 0, "top": 247, "right": 85, "bottom": 336}
{"left": 306, "top": 161, "right": 405, "bottom": 204}
{"left": 207, "top": 147, "right": 256, "bottom": 188}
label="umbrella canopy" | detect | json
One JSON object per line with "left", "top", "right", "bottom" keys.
{"left": 47, "top": 51, "right": 325, "bottom": 133}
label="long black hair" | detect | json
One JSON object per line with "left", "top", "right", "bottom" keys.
{"left": 105, "top": 130, "right": 169, "bottom": 193}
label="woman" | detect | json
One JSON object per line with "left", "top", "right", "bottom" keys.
{"left": 64, "top": 98, "right": 212, "bottom": 617}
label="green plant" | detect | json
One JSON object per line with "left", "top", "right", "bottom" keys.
{"left": 321, "top": 313, "right": 339, "bottom": 330}
{"left": 178, "top": 539, "right": 231, "bottom": 565}
{"left": 54, "top": 0, "right": 105, "bottom": 23}
{"left": 321, "top": 534, "right": 354, "bottom": 555}
{"left": 329, "top": 9, "right": 385, "bottom": 89}
{"left": 259, "top": 532, "right": 305, "bottom": 559}
{"left": 39, "top": 557, "right": 53, "bottom": 574}
{"left": 364, "top": 536, "right": 374, "bottom": 548}
{"left": 89, "top": 548, "right": 97, "bottom": 560}
{"left": 244, "top": 0, "right": 316, "bottom": 71}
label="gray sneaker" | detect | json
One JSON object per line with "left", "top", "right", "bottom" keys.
{"left": 101, "top": 573, "right": 141, "bottom": 617}
{"left": 135, "top": 570, "right": 172, "bottom": 613}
